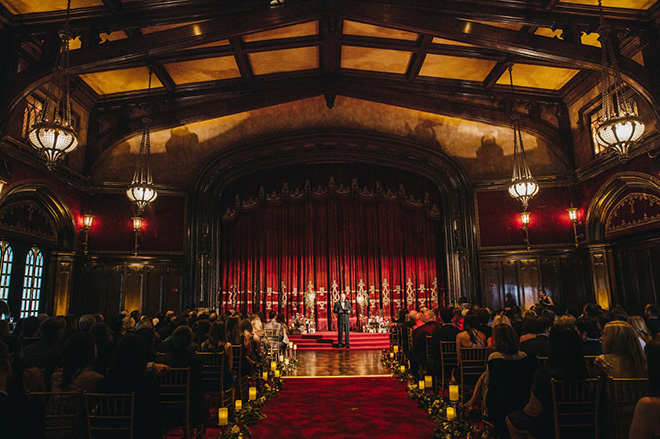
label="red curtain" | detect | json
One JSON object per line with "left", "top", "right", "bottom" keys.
{"left": 220, "top": 189, "right": 443, "bottom": 330}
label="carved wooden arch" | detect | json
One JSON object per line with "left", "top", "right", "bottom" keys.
{"left": 189, "top": 129, "right": 479, "bottom": 307}
{"left": 585, "top": 172, "right": 660, "bottom": 243}
{"left": 0, "top": 181, "right": 77, "bottom": 251}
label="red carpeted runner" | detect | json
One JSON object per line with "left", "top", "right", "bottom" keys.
{"left": 250, "top": 377, "right": 436, "bottom": 439}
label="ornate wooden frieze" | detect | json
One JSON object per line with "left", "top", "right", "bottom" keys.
{"left": 605, "top": 192, "right": 660, "bottom": 238}
{"left": 0, "top": 200, "right": 57, "bottom": 243}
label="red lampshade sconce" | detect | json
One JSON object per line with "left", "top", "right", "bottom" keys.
{"left": 519, "top": 211, "right": 531, "bottom": 250}
{"left": 82, "top": 214, "right": 94, "bottom": 255}
{"left": 567, "top": 207, "right": 582, "bottom": 248}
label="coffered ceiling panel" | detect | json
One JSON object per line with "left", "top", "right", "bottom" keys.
{"left": 249, "top": 46, "right": 319, "bottom": 75}
{"left": 431, "top": 37, "right": 475, "bottom": 47}
{"left": 341, "top": 46, "right": 411, "bottom": 74}
{"left": 164, "top": 56, "right": 241, "bottom": 85}
{"left": 79, "top": 67, "right": 163, "bottom": 95}
{"left": 0, "top": 0, "right": 103, "bottom": 14}
{"left": 559, "top": 0, "right": 655, "bottom": 9}
{"left": 470, "top": 20, "right": 523, "bottom": 32}
{"left": 243, "top": 21, "right": 318, "bottom": 42}
{"left": 419, "top": 54, "right": 497, "bottom": 81}
{"left": 581, "top": 32, "right": 601, "bottom": 48}
{"left": 496, "top": 64, "right": 580, "bottom": 90}
{"left": 343, "top": 20, "right": 418, "bottom": 41}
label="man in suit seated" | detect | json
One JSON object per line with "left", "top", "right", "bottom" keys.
{"left": 263, "top": 311, "right": 283, "bottom": 353}
{"left": 520, "top": 315, "right": 552, "bottom": 358}
{"left": 412, "top": 309, "right": 442, "bottom": 378}
{"left": 575, "top": 316, "right": 602, "bottom": 355}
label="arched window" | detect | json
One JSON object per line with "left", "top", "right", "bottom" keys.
{"left": 20, "top": 247, "right": 43, "bottom": 318}
{"left": 0, "top": 241, "right": 12, "bottom": 301}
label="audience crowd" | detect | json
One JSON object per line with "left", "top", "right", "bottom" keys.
{"left": 0, "top": 307, "right": 290, "bottom": 438}
{"left": 395, "top": 296, "right": 660, "bottom": 439}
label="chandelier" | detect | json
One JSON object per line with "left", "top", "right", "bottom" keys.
{"left": 594, "top": 0, "right": 645, "bottom": 161}
{"left": 28, "top": 0, "right": 78, "bottom": 170}
{"left": 126, "top": 70, "right": 157, "bottom": 215}
{"left": 507, "top": 67, "right": 539, "bottom": 211}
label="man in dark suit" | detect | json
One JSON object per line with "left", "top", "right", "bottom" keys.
{"left": 520, "top": 315, "right": 552, "bottom": 358}
{"left": 430, "top": 307, "right": 460, "bottom": 378}
{"left": 412, "top": 310, "right": 442, "bottom": 378}
{"left": 333, "top": 292, "right": 352, "bottom": 348}
{"left": 576, "top": 316, "right": 602, "bottom": 356}
{"left": 645, "top": 303, "right": 660, "bottom": 337}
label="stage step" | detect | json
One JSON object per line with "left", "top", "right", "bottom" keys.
{"left": 289, "top": 331, "right": 390, "bottom": 351}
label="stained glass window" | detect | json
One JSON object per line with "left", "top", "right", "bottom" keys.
{"left": 20, "top": 247, "right": 43, "bottom": 318}
{"left": 0, "top": 241, "right": 12, "bottom": 301}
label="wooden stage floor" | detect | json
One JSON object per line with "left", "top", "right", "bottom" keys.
{"left": 289, "top": 349, "right": 388, "bottom": 377}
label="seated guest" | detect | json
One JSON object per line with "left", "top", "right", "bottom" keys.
{"left": 22, "top": 317, "right": 66, "bottom": 385}
{"left": 644, "top": 303, "right": 660, "bottom": 337}
{"left": 476, "top": 308, "right": 493, "bottom": 339}
{"left": 240, "top": 319, "right": 259, "bottom": 375}
{"left": 98, "top": 335, "right": 162, "bottom": 439}
{"left": 227, "top": 315, "right": 242, "bottom": 346}
{"left": 193, "top": 319, "right": 211, "bottom": 350}
{"left": 520, "top": 316, "right": 552, "bottom": 358}
{"left": 0, "top": 340, "right": 46, "bottom": 439}
{"left": 250, "top": 313, "right": 264, "bottom": 341}
{"left": 18, "top": 316, "right": 41, "bottom": 347}
{"left": 594, "top": 321, "right": 647, "bottom": 378}
{"left": 50, "top": 332, "right": 103, "bottom": 392}
{"left": 575, "top": 316, "right": 602, "bottom": 356}
{"left": 159, "top": 326, "right": 208, "bottom": 427}
{"left": 506, "top": 326, "right": 590, "bottom": 439}
{"left": 78, "top": 314, "right": 96, "bottom": 333}
{"left": 89, "top": 322, "right": 114, "bottom": 375}
{"left": 1, "top": 334, "right": 45, "bottom": 394}
{"left": 456, "top": 313, "right": 487, "bottom": 350}
{"left": 628, "top": 338, "right": 660, "bottom": 438}
{"left": 629, "top": 315, "right": 653, "bottom": 350}
{"left": 519, "top": 311, "right": 537, "bottom": 343}
{"left": 276, "top": 314, "right": 290, "bottom": 354}
{"left": 611, "top": 304, "right": 629, "bottom": 322}
{"left": 507, "top": 306, "right": 524, "bottom": 336}
{"left": 263, "top": 311, "right": 283, "bottom": 351}
{"left": 198, "top": 321, "right": 234, "bottom": 389}
{"left": 486, "top": 314, "right": 511, "bottom": 347}
{"left": 412, "top": 309, "right": 441, "bottom": 377}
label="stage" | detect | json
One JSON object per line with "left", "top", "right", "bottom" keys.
{"left": 288, "top": 331, "right": 390, "bottom": 351}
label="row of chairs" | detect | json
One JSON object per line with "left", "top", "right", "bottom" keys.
{"left": 31, "top": 367, "right": 201, "bottom": 439}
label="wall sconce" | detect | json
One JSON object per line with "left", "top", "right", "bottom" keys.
{"left": 82, "top": 214, "right": 94, "bottom": 254}
{"left": 132, "top": 216, "right": 143, "bottom": 255}
{"left": 520, "top": 211, "right": 531, "bottom": 250}
{"left": 567, "top": 207, "right": 582, "bottom": 248}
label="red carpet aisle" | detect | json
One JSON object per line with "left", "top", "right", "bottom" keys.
{"left": 250, "top": 377, "right": 437, "bottom": 439}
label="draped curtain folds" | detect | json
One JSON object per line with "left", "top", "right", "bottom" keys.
{"left": 220, "top": 181, "right": 444, "bottom": 331}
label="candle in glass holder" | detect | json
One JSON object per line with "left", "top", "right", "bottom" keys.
{"left": 275, "top": 370, "right": 280, "bottom": 378}
{"left": 249, "top": 387, "right": 257, "bottom": 401}
{"left": 279, "top": 355, "right": 284, "bottom": 362}
{"left": 284, "top": 358, "right": 290, "bottom": 365}
{"left": 449, "top": 384, "right": 459, "bottom": 402}
{"left": 389, "top": 352, "right": 394, "bottom": 359}
{"left": 393, "top": 345, "right": 399, "bottom": 353}
{"left": 234, "top": 400, "right": 242, "bottom": 411}
{"left": 271, "top": 361, "right": 277, "bottom": 371}
{"left": 293, "top": 345, "right": 297, "bottom": 351}
{"left": 424, "top": 375, "right": 433, "bottom": 389}
{"left": 399, "top": 365, "right": 405, "bottom": 373}
{"left": 262, "top": 371, "right": 268, "bottom": 380}
{"left": 218, "top": 407, "right": 228, "bottom": 426}
{"left": 446, "top": 406, "right": 456, "bottom": 420}
{"left": 418, "top": 380, "right": 425, "bottom": 390}
{"left": 288, "top": 342, "right": 293, "bottom": 349}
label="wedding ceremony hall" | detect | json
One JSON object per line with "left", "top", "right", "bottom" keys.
{"left": 1, "top": 0, "right": 660, "bottom": 438}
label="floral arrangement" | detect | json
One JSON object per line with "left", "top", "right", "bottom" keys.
{"left": 236, "top": 400, "right": 266, "bottom": 427}
{"left": 219, "top": 422, "right": 249, "bottom": 439}
{"left": 290, "top": 313, "right": 309, "bottom": 327}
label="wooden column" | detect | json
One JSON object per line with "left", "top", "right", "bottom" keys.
{"left": 52, "top": 252, "right": 76, "bottom": 316}
{"left": 588, "top": 244, "right": 615, "bottom": 311}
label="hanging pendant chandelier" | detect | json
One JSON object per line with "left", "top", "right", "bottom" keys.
{"left": 507, "top": 66, "right": 539, "bottom": 211}
{"left": 594, "top": 0, "right": 645, "bottom": 162}
{"left": 28, "top": 0, "right": 78, "bottom": 170}
{"left": 126, "top": 70, "right": 157, "bottom": 215}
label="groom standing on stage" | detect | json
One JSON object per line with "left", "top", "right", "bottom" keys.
{"left": 333, "top": 292, "right": 352, "bottom": 348}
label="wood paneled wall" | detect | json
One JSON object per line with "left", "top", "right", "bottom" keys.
{"left": 611, "top": 236, "right": 660, "bottom": 315}
{"left": 76, "top": 256, "right": 185, "bottom": 317}
{"left": 478, "top": 249, "right": 593, "bottom": 312}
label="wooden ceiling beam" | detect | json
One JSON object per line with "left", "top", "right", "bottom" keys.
{"left": 319, "top": 0, "right": 341, "bottom": 107}
{"left": 101, "top": 0, "right": 123, "bottom": 13}
{"left": 342, "top": 1, "right": 660, "bottom": 121}
{"left": 229, "top": 37, "right": 254, "bottom": 82}
{"left": 406, "top": 34, "right": 432, "bottom": 82}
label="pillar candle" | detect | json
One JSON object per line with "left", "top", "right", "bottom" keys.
{"left": 399, "top": 365, "right": 405, "bottom": 373}
{"left": 393, "top": 345, "right": 399, "bottom": 353}
{"left": 249, "top": 387, "right": 257, "bottom": 401}
{"left": 424, "top": 375, "right": 433, "bottom": 389}
{"left": 279, "top": 354, "right": 284, "bottom": 362}
{"left": 389, "top": 352, "right": 394, "bottom": 359}
{"left": 446, "top": 406, "right": 456, "bottom": 420}
{"left": 274, "top": 370, "right": 281, "bottom": 378}
{"left": 288, "top": 342, "right": 293, "bottom": 349}
{"left": 262, "top": 371, "right": 268, "bottom": 380}
{"left": 449, "top": 384, "right": 459, "bottom": 402}
{"left": 218, "top": 407, "right": 228, "bottom": 426}
{"left": 293, "top": 345, "right": 297, "bottom": 351}
{"left": 235, "top": 400, "right": 242, "bottom": 411}
{"left": 418, "top": 380, "right": 425, "bottom": 390}
{"left": 271, "top": 361, "right": 277, "bottom": 371}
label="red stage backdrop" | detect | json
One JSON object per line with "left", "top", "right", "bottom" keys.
{"left": 219, "top": 169, "right": 443, "bottom": 331}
